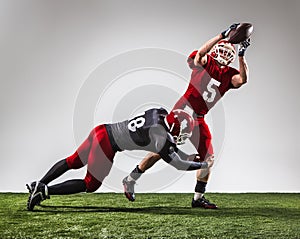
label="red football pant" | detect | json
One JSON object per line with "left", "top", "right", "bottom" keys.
{"left": 66, "top": 125, "right": 115, "bottom": 192}
{"left": 189, "top": 117, "right": 214, "bottom": 161}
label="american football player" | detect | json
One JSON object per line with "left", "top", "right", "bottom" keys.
{"left": 123, "top": 23, "right": 251, "bottom": 208}
{"left": 26, "top": 108, "right": 214, "bottom": 211}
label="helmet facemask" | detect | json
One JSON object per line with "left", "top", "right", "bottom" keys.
{"left": 173, "top": 131, "right": 192, "bottom": 145}
{"left": 165, "top": 109, "right": 194, "bottom": 145}
{"left": 210, "top": 40, "right": 236, "bottom": 66}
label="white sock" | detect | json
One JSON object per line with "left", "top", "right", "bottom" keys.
{"left": 193, "top": 192, "right": 203, "bottom": 201}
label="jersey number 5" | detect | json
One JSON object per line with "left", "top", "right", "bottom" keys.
{"left": 128, "top": 117, "right": 146, "bottom": 132}
{"left": 203, "top": 78, "right": 221, "bottom": 103}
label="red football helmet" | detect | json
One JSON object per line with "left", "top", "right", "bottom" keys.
{"left": 165, "top": 109, "right": 195, "bottom": 145}
{"left": 209, "top": 40, "right": 236, "bottom": 66}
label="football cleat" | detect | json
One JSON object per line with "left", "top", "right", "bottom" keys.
{"left": 26, "top": 182, "right": 42, "bottom": 206}
{"left": 122, "top": 177, "right": 136, "bottom": 202}
{"left": 26, "top": 182, "right": 37, "bottom": 194}
{"left": 27, "top": 181, "right": 50, "bottom": 211}
{"left": 191, "top": 196, "right": 218, "bottom": 209}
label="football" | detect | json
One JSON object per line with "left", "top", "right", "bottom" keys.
{"left": 228, "top": 23, "right": 253, "bottom": 44}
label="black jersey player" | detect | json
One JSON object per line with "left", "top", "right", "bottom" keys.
{"left": 27, "top": 108, "right": 214, "bottom": 211}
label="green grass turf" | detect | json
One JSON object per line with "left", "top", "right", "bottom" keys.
{"left": 0, "top": 193, "right": 299, "bottom": 239}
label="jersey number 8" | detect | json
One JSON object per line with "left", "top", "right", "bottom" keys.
{"left": 128, "top": 117, "right": 146, "bottom": 132}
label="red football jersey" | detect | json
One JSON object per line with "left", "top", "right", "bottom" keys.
{"left": 173, "top": 51, "right": 240, "bottom": 116}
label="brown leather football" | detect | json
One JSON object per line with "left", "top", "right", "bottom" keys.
{"left": 228, "top": 23, "right": 253, "bottom": 44}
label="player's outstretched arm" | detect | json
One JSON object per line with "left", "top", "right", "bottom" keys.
{"left": 194, "top": 23, "right": 239, "bottom": 67}
{"left": 231, "top": 38, "right": 251, "bottom": 88}
{"left": 194, "top": 34, "right": 222, "bottom": 67}
{"left": 160, "top": 145, "right": 213, "bottom": 171}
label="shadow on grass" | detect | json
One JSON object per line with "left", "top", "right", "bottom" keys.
{"left": 34, "top": 204, "right": 299, "bottom": 220}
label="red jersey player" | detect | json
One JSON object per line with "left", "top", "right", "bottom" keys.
{"left": 123, "top": 23, "right": 251, "bottom": 208}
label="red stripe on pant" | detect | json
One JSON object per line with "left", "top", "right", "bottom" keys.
{"left": 66, "top": 125, "right": 115, "bottom": 192}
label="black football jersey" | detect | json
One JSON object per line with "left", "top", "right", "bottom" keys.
{"left": 127, "top": 107, "right": 169, "bottom": 147}
{"left": 105, "top": 108, "right": 208, "bottom": 171}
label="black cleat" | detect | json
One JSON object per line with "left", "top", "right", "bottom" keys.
{"left": 26, "top": 182, "right": 37, "bottom": 194}
{"left": 27, "top": 181, "right": 49, "bottom": 211}
{"left": 26, "top": 182, "right": 42, "bottom": 206}
{"left": 192, "top": 196, "right": 218, "bottom": 209}
{"left": 122, "top": 177, "right": 136, "bottom": 202}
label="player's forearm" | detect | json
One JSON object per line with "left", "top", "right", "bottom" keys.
{"left": 197, "top": 34, "right": 222, "bottom": 57}
{"left": 238, "top": 56, "right": 249, "bottom": 84}
{"left": 176, "top": 149, "right": 199, "bottom": 162}
{"left": 161, "top": 148, "right": 208, "bottom": 171}
{"left": 166, "top": 151, "right": 208, "bottom": 171}
{"left": 194, "top": 34, "right": 223, "bottom": 66}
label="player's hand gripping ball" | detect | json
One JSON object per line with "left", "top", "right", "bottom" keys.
{"left": 228, "top": 23, "right": 253, "bottom": 44}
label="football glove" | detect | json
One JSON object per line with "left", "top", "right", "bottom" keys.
{"left": 238, "top": 38, "right": 251, "bottom": 56}
{"left": 221, "top": 23, "right": 240, "bottom": 38}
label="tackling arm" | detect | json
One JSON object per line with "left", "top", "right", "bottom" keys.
{"left": 176, "top": 149, "right": 199, "bottom": 162}
{"left": 159, "top": 144, "right": 211, "bottom": 171}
